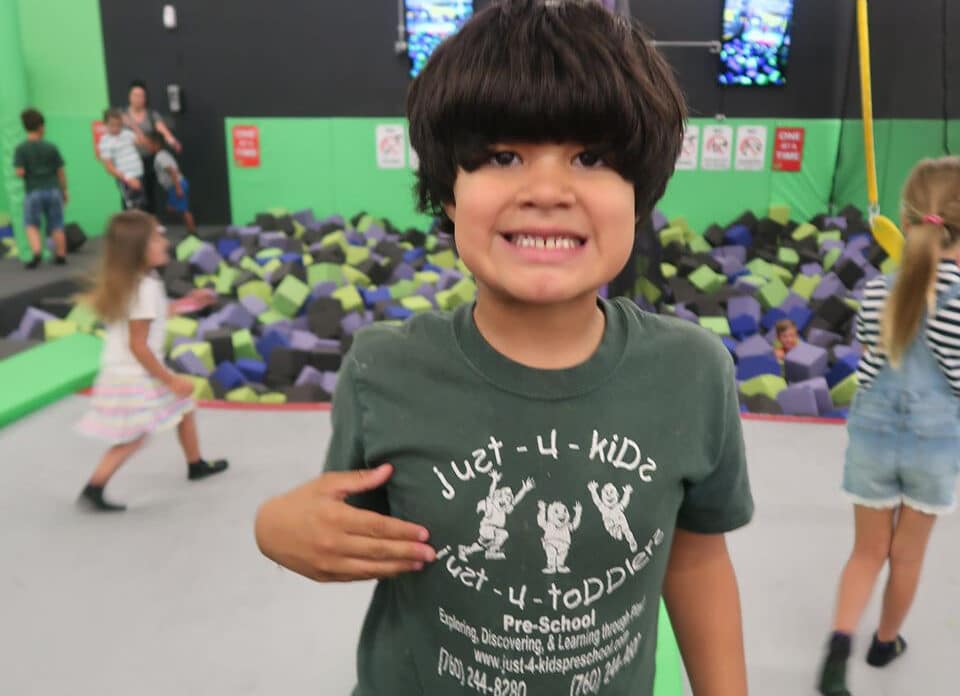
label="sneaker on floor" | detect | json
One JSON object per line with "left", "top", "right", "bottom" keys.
{"left": 818, "top": 633, "right": 852, "bottom": 696}
{"left": 188, "top": 459, "right": 229, "bottom": 480}
{"left": 25, "top": 255, "right": 41, "bottom": 270}
{"left": 866, "top": 633, "right": 907, "bottom": 667}
{"left": 54, "top": 255, "right": 67, "bottom": 265}
{"left": 77, "top": 485, "right": 127, "bottom": 512}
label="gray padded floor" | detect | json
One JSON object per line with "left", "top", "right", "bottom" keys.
{"left": 1, "top": 397, "right": 957, "bottom": 695}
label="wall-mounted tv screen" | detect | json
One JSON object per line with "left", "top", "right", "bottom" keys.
{"left": 406, "top": 1, "right": 474, "bottom": 78}
{"left": 719, "top": 0, "right": 794, "bottom": 86}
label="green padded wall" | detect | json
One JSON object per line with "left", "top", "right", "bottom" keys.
{"left": 0, "top": 0, "right": 29, "bottom": 255}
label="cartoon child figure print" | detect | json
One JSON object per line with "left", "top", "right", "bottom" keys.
{"left": 459, "top": 470, "right": 534, "bottom": 562}
{"left": 537, "top": 499, "right": 583, "bottom": 574}
{"left": 587, "top": 481, "right": 638, "bottom": 553}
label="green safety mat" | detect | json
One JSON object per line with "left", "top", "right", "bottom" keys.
{"left": 654, "top": 600, "right": 683, "bottom": 695}
{"left": 0, "top": 333, "right": 102, "bottom": 429}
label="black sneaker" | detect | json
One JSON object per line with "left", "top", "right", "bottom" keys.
{"left": 25, "top": 255, "right": 41, "bottom": 270}
{"left": 77, "top": 484, "right": 126, "bottom": 512}
{"left": 818, "top": 633, "right": 852, "bottom": 696}
{"left": 188, "top": 459, "right": 229, "bottom": 480}
{"left": 54, "top": 255, "right": 67, "bottom": 265}
{"left": 866, "top": 633, "right": 907, "bottom": 667}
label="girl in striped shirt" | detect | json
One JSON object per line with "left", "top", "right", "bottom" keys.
{"left": 819, "top": 157, "right": 960, "bottom": 695}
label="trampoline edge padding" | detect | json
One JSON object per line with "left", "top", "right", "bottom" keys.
{"left": 654, "top": 599, "right": 684, "bottom": 696}
{"left": 0, "top": 333, "right": 102, "bottom": 429}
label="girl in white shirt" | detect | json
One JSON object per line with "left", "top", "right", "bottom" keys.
{"left": 76, "top": 211, "right": 228, "bottom": 511}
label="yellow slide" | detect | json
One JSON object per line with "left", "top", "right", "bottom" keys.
{"left": 857, "top": 0, "right": 904, "bottom": 262}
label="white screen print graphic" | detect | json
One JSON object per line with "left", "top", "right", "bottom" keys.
{"left": 427, "top": 428, "right": 665, "bottom": 693}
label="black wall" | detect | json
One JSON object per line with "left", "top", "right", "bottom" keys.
{"left": 100, "top": 0, "right": 958, "bottom": 224}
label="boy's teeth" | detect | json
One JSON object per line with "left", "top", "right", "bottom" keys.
{"left": 511, "top": 234, "right": 580, "bottom": 249}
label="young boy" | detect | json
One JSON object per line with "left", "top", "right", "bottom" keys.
{"left": 254, "top": 2, "right": 753, "bottom": 694}
{"left": 13, "top": 108, "right": 68, "bottom": 268}
{"left": 98, "top": 108, "right": 145, "bottom": 211}
{"left": 774, "top": 318, "right": 799, "bottom": 361}
{"left": 147, "top": 132, "right": 196, "bottom": 234}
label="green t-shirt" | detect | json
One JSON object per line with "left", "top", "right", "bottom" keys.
{"left": 326, "top": 298, "right": 753, "bottom": 696}
{"left": 13, "top": 139, "right": 64, "bottom": 193}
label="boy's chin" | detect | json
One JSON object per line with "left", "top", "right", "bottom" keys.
{"left": 485, "top": 281, "right": 603, "bottom": 307}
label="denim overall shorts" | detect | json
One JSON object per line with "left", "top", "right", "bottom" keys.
{"left": 844, "top": 280, "right": 960, "bottom": 514}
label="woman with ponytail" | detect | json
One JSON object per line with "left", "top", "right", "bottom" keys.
{"left": 818, "top": 157, "right": 960, "bottom": 695}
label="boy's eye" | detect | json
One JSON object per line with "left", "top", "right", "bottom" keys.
{"left": 489, "top": 151, "right": 520, "bottom": 167}
{"left": 575, "top": 151, "right": 607, "bottom": 168}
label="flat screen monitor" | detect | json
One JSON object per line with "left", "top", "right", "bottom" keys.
{"left": 405, "top": 1, "right": 474, "bottom": 78}
{"left": 719, "top": 0, "right": 794, "bottom": 86}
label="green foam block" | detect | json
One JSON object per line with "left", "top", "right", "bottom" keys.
{"left": 44, "top": 319, "right": 77, "bottom": 341}
{"left": 746, "top": 258, "right": 774, "bottom": 280}
{"left": 823, "top": 247, "right": 842, "bottom": 271}
{"left": 255, "top": 247, "right": 284, "bottom": 262}
{"left": 272, "top": 275, "right": 310, "bottom": 318}
{"left": 183, "top": 376, "right": 214, "bottom": 401}
{"left": 817, "top": 230, "right": 842, "bottom": 245}
{"left": 344, "top": 245, "right": 371, "bottom": 266}
{"left": 739, "top": 374, "right": 787, "bottom": 400}
{"left": 791, "top": 274, "right": 821, "bottom": 301}
{"left": 321, "top": 230, "right": 350, "bottom": 253}
{"left": 258, "top": 309, "right": 288, "bottom": 326}
{"left": 226, "top": 386, "right": 260, "bottom": 403}
{"left": 688, "top": 234, "right": 712, "bottom": 253}
{"left": 830, "top": 373, "right": 858, "bottom": 406}
{"left": 699, "top": 317, "right": 730, "bottom": 336}
{"left": 428, "top": 249, "right": 457, "bottom": 269}
{"left": 768, "top": 204, "right": 791, "bottom": 225}
{"left": 791, "top": 223, "right": 817, "bottom": 241}
{"left": 777, "top": 248, "right": 799, "bottom": 268}
{"left": 401, "top": 296, "right": 434, "bottom": 313}
{"left": 260, "top": 392, "right": 288, "bottom": 405}
{"left": 659, "top": 226, "right": 685, "bottom": 247}
{"left": 880, "top": 257, "right": 899, "bottom": 274}
{"left": 341, "top": 265, "right": 371, "bottom": 288}
{"left": 356, "top": 214, "right": 378, "bottom": 232}
{"left": 175, "top": 235, "right": 204, "bottom": 262}
{"left": 166, "top": 316, "right": 198, "bottom": 352}
{"left": 307, "top": 263, "right": 345, "bottom": 287}
{"left": 332, "top": 285, "right": 364, "bottom": 313}
{"left": 390, "top": 279, "right": 418, "bottom": 300}
{"left": 451, "top": 278, "right": 478, "bottom": 305}
{"left": 170, "top": 342, "right": 215, "bottom": 373}
{"left": 637, "top": 277, "right": 662, "bottom": 304}
{"left": 215, "top": 266, "right": 239, "bottom": 296}
{"left": 660, "top": 263, "right": 677, "bottom": 279}
{"left": 66, "top": 303, "right": 98, "bottom": 333}
{"left": 688, "top": 266, "right": 725, "bottom": 294}
{"left": 769, "top": 265, "right": 794, "bottom": 284}
{"left": 758, "top": 276, "right": 789, "bottom": 310}
{"left": 240, "top": 256, "right": 264, "bottom": 278}
{"left": 231, "top": 329, "right": 260, "bottom": 361}
{"left": 415, "top": 271, "right": 440, "bottom": 286}
{"left": 238, "top": 280, "right": 272, "bottom": 305}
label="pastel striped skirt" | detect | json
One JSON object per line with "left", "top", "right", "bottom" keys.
{"left": 76, "top": 372, "right": 194, "bottom": 444}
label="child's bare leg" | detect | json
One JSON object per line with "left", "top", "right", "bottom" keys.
{"left": 876, "top": 506, "right": 936, "bottom": 641}
{"left": 177, "top": 410, "right": 202, "bottom": 463}
{"left": 832, "top": 506, "right": 895, "bottom": 633}
{"left": 51, "top": 228, "right": 67, "bottom": 257}
{"left": 183, "top": 211, "right": 197, "bottom": 234}
{"left": 25, "top": 225, "right": 42, "bottom": 256}
{"left": 88, "top": 435, "right": 147, "bottom": 487}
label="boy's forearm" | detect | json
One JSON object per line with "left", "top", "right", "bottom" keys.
{"left": 102, "top": 160, "right": 125, "bottom": 181}
{"left": 131, "top": 344, "right": 175, "bottom": 385}
{"left": 663, "top": 533, "right": 748, "bottom": 696}
{"left": 57, "top": 168, "right": 67, "bottom": 192}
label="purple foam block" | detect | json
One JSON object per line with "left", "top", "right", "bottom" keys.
{"left": 779, "top": 292, "right": 809, "bottom": 314}
{"left": 673, "top": 304, "right": 699, "bottom": 324}
{"left": 195, "top": 316, "right": 222, "bottom": 339}
{"left": 651, "top": 209, "right": 669, "bottom": 232}
{"left": 310, "top": 282, "right": 338, "bottom": 299}
{"left": 259, "top": 231, "right": 287, "bottom": 248}
{"left": 853, "top": 277, "right": 867, "bottom": 292}
{"left": 784, "top": 342, "right": 829, "bottom": 382}
{"left": 346, "top": 231, "right": 366, "bottom": 246}
{"left": 18, "top": 307, "right": 57, "bottom": 336}
{"left": 364, "top": 224, "right": 387, "bottom": 242}
{"left": 823, "top": 216, "right": 847, "bottom": 230}
{"left": 239, "top": 294, "right": 269, "bottom": 316}
{"left": 6, "top": 327, "right": 29, "bottom": 341}
{"left": 811, "top": 273, "right": 844, "bottom": 301}
{"left": 847, "top": 235, "right": 871, "bottom": 254}
{"left": 341, "top": 312, "right": 366, "bottom": 335}
{"left": 820, "top": 239, "right": 845, "bottom": 253}
{"left": 776, "top": 385, "right": 820, "bottom": 417}
{"left": 313, "top": 338, "right": 341, "bottom": 352}
{"left": 318, "top": 214, "right": 346, "bottom": 229}
{"left": 173, "top": 350, "right": 210, "bottom": 378}
{"left": 291, "top": 316, "right": 310, "bottom": 331}
{"left": 295, "top": 365, "right": 325, "bottom": 387}
{"left": 220, "top": 302, "right": 257, "bottom": 330}
{"left": 765, "top": 327, "right": 779, "bottom": 345}
{"left": 189, "top": 244, "right": 222, "bottom": 275}
{"left": 832, "top": 344, "right": 858, "bottom": 362}
{"left": 228, "top": 247, "right": 247, "bottom": 264}
{"left": 292, "top": 209, "right": 316, "bottom": 226}
{"left": 235, "top": 226, "right": 262, "bottom": 241}
{"left": 717, "top": 257, "right": 744, "bottom": 276}
{"left": 727, "top": 295, "right": 761, "bottom": 322}
{"left": 733, "top": 276, "right": 763, "bottom": 294}
{"left": 736, "top": 334, "right": 775, "bottom": 361}
{"left": 290, "top": 330, "right": 324, "bottom": 352}
{"left": 267, "top": 320, "right": 295, "bottom": 338}
{"left": 391, "top": 263, "right": 416, "bottom": 282}
{"left": 806, "top": 328, "right": 843, "bottom": 349}
{"left": 800, "top": 263, "right": 823, "bottom": 277}
{"left": 416, "top": 284, "right": 437, "bottom": 301}
{"left": 863, "top": 264, "right": 880, "bottom": 281}
{"left": 364, "top": 310, "right": 374, "bottom": 323}
{"left": 438, "top": 269, "right": 463, "bottom": 290}
{"left": 712, "top": 245, "right": 747, "bottom": 265}
{"left": 171, "top": 336, "right": 195, "bottom": 350}
{"left": 791, "top": 377, "right": 833, "bottom": 416}
{"left": 307, "top": 242, "right": 331, "bottom": 255}
{"left": 320, "top": 371, "right": 338, "bottom": 395}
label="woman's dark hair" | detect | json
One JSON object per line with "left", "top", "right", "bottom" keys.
{"left": 407, "top": 0, "right": 687, "bottom": 232}
{"left": 129, "top": 79, "right": 147, "bottom": 93}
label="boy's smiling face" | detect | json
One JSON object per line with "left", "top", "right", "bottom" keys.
{"left": 445, "top": 142, "right": 635, "bottom": 306}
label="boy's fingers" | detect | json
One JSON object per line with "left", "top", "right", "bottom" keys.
{"left": 336, "top": 533, "right": 435, "bottom": 564}
{"left": 321, "top": 558, "right": 425, "bottom": 582}
{"left": 322, "top": 464, "right": 394, "bottom": 497}
{"left": 338, "top": 506, "right": 430, "bottom": 543}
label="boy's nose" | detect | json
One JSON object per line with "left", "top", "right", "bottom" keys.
{"left": 516, "top": 171, "right": 576, "bottom": 210}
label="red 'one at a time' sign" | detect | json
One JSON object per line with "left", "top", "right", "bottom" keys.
{"left": 232, "top": 125, "right": 260, "bottom": 167}
{"left": 773, "top": 127, "right": 805, "bottom": 172}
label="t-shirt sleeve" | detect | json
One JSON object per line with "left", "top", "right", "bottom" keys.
{"left": 13, "top": 144, "right": 25, "bottom": 169}
{"left": 97, "top": 136, "right": 112, "bottom": 161}
{"left": 322, "top": 352, "right": 389, "bottom": 514}
{"left": 52, "top": 146, "right": 65, "bottom": 169}
{"left": 675, "top": 346, "right": 754, "bottom": 534}
{"left": 128, "top": 277, "right": 162, "bottom": 321}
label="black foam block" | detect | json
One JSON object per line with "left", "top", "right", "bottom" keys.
{"left": 688, "top": 297, "right": 725, "bottom": 317}
{"left": 265, "top": 348, "right": 312, "bottom": 389}
{"left": 204, "top": 329, "right": 236, "bottom": 365}
{"left": 810, "top": 214, "right": 827, "bottom": 230}
{"left": 306, "top": 349, "right": 343, "bottom": 373}
{"left": 742, "top": 393, "right": 783, "bottom": 415}
{"left": 815, "top": 296, "right": 855, "bottom": 331}
{"left": 163, "top": 261, "right": 193, "bottom": 284}
{"left": 704, "top": 224, "right": 726, "bottom": 248}
{"left": 303, "top": 228, "right": 328, "bottom": 246}
{"left": 834, "top": 258, "right": 865, "bottom": 290}
{"left": 231, "top": 270, "right": 259, "bottom": 290}
{"left": 310, "top": 247, "right": 346, "bottom": 265}
{"left": 666, "top": 277, "right": 698, "bottom": 306}
{"left": 756, "top": 218, "right": 785, "bottom": 245}
{"left": 358, "top": 259, "right": 391, "bottom": 285}
{"left": 307, "top": 298, "right": 345, "bottom": 338}
{"left": 282, "top": 384, "right": 332, "bottom": 403}
{"left": 661, "top": 242, "right": 685, "bottom": 265}
{"left": 732, "top": 211, "right": 759, "bottom": 233}
{"left": 277, "top": 215, "right": 296, "bottom": 236}
{"left": 272, "top": 261, "right": 308, "bottom": 286}
{"left": 166, "top": 279, "right": 195, "bottom": 299}
{"left": 867, "top": 245, "right": 888, "bottom": 268}
{"left": 373, "top": 240, "right": 405, "bottom": 263}
{"left": 38, "top": 297, "right": 73, "bottom": 318}
{"left": 350, "top": 212, "right": 368, "bottom": 227}
{"left": 693, "top": 253, "right": 722, "bottom": 274}
{"left": 255, "top": 213, "right": 279, "bottom": 230}
{"left": 404, "top": 229, "right": 427, "bottom": 247}
{"left": 340, "top": 334, "right": 354, "bottom": 355}
{"left": 64, "top": 223, "right": 87, "bottom": 252}
{"left": 196, "top": 227, "right": 222, "bottom": 243}
{"left": 284, "top": 237, "right": 305, "bottom": 254}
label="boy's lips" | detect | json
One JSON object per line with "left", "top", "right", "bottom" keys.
{"left": 498, "top": 229, "right": 587, "bottom": 262}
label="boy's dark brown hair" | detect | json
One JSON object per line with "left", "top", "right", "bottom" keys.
{"left": 103, "top": 107, "right": 124, "bottom": 123}
{"left": 21, "top": 108, "right": 45, "bottom": 132}
{"left": 147, "top": 131, "right": 167, "bottom": 147}
{"left": 407, "top": 0, "right": 687, "bottom": 232}
{"left": 775, "top": 319, "right": 797, "bottom": 336}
